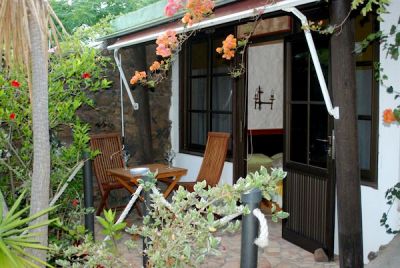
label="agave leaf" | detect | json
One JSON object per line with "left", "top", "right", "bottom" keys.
{"left": 5, "top": 205, "right": 31, "bottom": 223}
{"left": 2, "top": 219, "right": 56, "bottom": 237}
{"left": 4, "top": 190, "right": 26, "bottom": 222}
{"left": 5, "top": 240, "right": 47, "bottom": 250}
{"left": 0, "top": 239, "right": 19, "bottom": 267}
{"left": 11, "top": 243, "right": 53, "bottom": 268}
{"left": 2, "top": 206, "right": 57, "bottom": 233}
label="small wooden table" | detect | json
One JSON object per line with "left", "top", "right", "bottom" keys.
{"left": 107, "top": 163, "right": 187, "bottom": 198}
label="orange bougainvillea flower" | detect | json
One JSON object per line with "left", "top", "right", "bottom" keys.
{"left": 130, "top": 71, "right": 147, "bottom": 85}
{"left": 383, "top": 108, "right": 396, "bottom": 124}
{"left": 82, "top": 72, "right": 91, "bottom": 79}
{"left": 156, "top": 30, "right": 178, "bottom": 58}
{"left": 216, "top": 34, "right": 237, "bottom": 60}
{"left": 9, "top": 113, "right": 16, "bottom": 120}
{"left": 222, "top": 49, "right": 235, "bottom": 60}
{"left": 11, "top": 80, "right": 20, "bottom": 88}
{"left": 149, "top": 61, "right": 161, "bottom": 72}
{"left": 181, "top": 12, "right": 193, "bottom": 26}
{"left": 183, "top": 0, "right": 215, "bottom": 25}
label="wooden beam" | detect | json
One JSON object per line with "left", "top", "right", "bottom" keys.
{"left": 330, "top": 0, "right": 364, "bottom": 267}
{"left": 121, "top": 45, "right": 154, "bottom": 164}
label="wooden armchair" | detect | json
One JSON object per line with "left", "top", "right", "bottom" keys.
{"left": 90, "top": 133, "right": 140, "bottom": 216}
{"left": 177, "top": 132, "right": 230, "bottom": 192}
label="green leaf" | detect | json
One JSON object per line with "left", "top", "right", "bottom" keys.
{"left": 387, "top": 86, "right": 394, "bottom": 93}
{"left": 390, "top": 25, "right": 397, "bottom": 35}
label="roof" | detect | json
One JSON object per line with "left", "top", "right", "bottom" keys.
{"left": 106, "top": 0, "right": 320, "bottom": 50}
{"left": 101, "top": 0, "right": 239, "bottom": 41}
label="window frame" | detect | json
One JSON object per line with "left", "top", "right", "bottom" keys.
{"left": 179, "top": 26, "right": 234, "bottom": 156}
{"left": 355, "top": 13, "right": 380, "bottom": 188}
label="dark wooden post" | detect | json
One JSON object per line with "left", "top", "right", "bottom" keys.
{"left": 121, "top": 45, "right": 154, "bottom": 164}
{"left": 330, "top": 0, "right": 364, "bottom": 266}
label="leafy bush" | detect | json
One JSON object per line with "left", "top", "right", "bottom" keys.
{"left": 0, "top": 34, "right": 112, "bottom": 245}
{"left": 127, "top": 167, "right": 288, "bottom": 267}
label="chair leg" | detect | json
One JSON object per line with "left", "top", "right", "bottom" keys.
{"left": 97, "top": 190, "right": 110, "bottom": 216}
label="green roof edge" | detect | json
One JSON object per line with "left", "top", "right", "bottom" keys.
{"left": 98, "top": 0, "right": 238, "bottom": 41}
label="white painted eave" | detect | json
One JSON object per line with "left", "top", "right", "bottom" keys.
{"left": 107, "top": 0, "right": 320, "bottom": 50}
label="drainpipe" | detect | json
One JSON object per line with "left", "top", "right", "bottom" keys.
{"left": 283, "top": 7, "right": 340, "bottom": 120}
{"left": 113, "top": 48, "right": 139, "bottom": 111}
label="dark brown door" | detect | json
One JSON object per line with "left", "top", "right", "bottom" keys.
{"left": 282, "top": 36, "right": 335, "bottom": 258}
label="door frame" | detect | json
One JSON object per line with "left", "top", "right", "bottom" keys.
{"left": 282, "top": 34, "right": 336, "bottom": 258}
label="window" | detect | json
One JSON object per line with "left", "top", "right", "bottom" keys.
{"left": 355, "top": 13, "right": 379, "bottom": 186}
{"left": 287, "top": 38, "right": 330, "bottom": 169}
{"left": 180, "top": 27, "right": 234, "bottom": 154}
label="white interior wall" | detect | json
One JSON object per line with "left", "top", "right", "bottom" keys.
{"left": 247, "top": 41, "right": 284, "bottom": 130}
{"left": 334, "top": 1, "right": 400, "bottom": 262}
{"left": 169, "top": 56, "right": 233, "bottom": 185}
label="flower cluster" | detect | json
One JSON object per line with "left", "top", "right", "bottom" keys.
{"left": 216, "top": 34, "right": 237, "bottom": 60}
{"left": 165, "top": 0, "right": 183, "bottom": 17}
{"left": 156, "top": 30, "right": 178, "bottom": 58}
{"left": 182, "top": 0, "right": 215, "bottom": 26}
{"left": 130, "top": 71, "right": 147, "bottom": 85}
{"left": 165, "top": 0, "right": 215, "bottom": 26}
{"left": 149, "top": 61, "right": 162, "bottom": 72}
{"left": 383, "top": 108, "right": 400, "bottom": 124}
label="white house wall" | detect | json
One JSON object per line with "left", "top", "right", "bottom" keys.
{"left": 169, "top": 55, "right": 233, "bottom": 185}
{"left": 169, "top": 3, "right": 400, "bottom": 261}
{"left": 334, "top": 1, "right": 400, "bottom": 262}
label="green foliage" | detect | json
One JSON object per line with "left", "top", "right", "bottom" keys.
{"left": 126, "top": 166, "right": 288, "bottom": 267}
{"left": 50, "top": 235, "right": 129, "bottom": 267}
{"left": 351, "top": 0, "right": 391, "bottom": 19}
{"left": 0, "top": 32, "right": 112, "bottom": 252}
{"left": 0, "top": 190, "right": 56, "bottom": 268}
{"left": 96, "top": 209, "right": 127, "bottom": 252}
{"left": 380, "top": 182, "right": 400, "bottom": 234}
{"left": 50, "top": 0, "right": 159, "bottom": 33}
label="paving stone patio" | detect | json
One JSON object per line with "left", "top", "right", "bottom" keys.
{"left": 95, "top": 211, "right": 339, "bottom": 268}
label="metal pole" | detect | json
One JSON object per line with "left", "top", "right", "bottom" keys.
{"left": 142, "top": 176, "right": 152, "bottom": 268}
{"left": 83, "top": 152, "right": 95, "bottom": 237}
{"left": 240, "top": 188, "right": 262, "bottom": 268}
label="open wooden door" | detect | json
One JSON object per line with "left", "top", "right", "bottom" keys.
{"left": 282, "top": 36, "right": 336, "bottom": 258}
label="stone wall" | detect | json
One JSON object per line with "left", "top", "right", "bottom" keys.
{"left": 76, "top": 43, "right": 172, "bottom": 206}
{"left": 77, "top": 44, "right": 172, "bottom": 166}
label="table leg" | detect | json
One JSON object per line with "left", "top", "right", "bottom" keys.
{"left": 163, "top": 175, "right": 181, "bottom": 198}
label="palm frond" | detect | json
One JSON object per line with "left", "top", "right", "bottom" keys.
{"left": 0, "top": 0, "right": 67, "bottom": 75}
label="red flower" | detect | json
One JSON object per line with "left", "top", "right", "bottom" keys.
{"left": 9, "top": 113, "right": 16, "bottom": 120}
{"left": 82, "top": 72, "right": 91, "bottom": 79}
{"left": 11, "top": 80, "right": 20, "bottom": 88}
{"left": 72, "top": 199, "right": 79, "bottom": 207}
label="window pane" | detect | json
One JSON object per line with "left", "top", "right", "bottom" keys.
{"left": 191, "top": 78, "right": 207, "bottom": 110}
{"left": 309, "top": 105, "right": 328, "bottom": 168}
{"left": 191, "top": 41, "right": 208, "bottom": 76}
{"left": 310, "top": 48, "right": 329, "bottom": 102}
{"left": 212, "top": 76, "right": 232, "bottom": 111}
{"left": 212, "top": 113, "right": 232, "bottom": 133}
{"left": 291, "top": 51, "right": 308, "bottom": 101}
{"left": 356, "top": 67, "right": 372, "bottom": 116}
{"left": 358, "top": 120, "right": 371, "bottom": 170}
{"left": 212, "top": 37, "right": 230, "bottom": 74}
{"left": 190, "top": 112, "right": 207, "bottom": 146}
{"left": 355, "top": 14, "right": 375, "bottom": 62}
{"left": 290, "top": 104, "right": 308, "bottom": 164}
